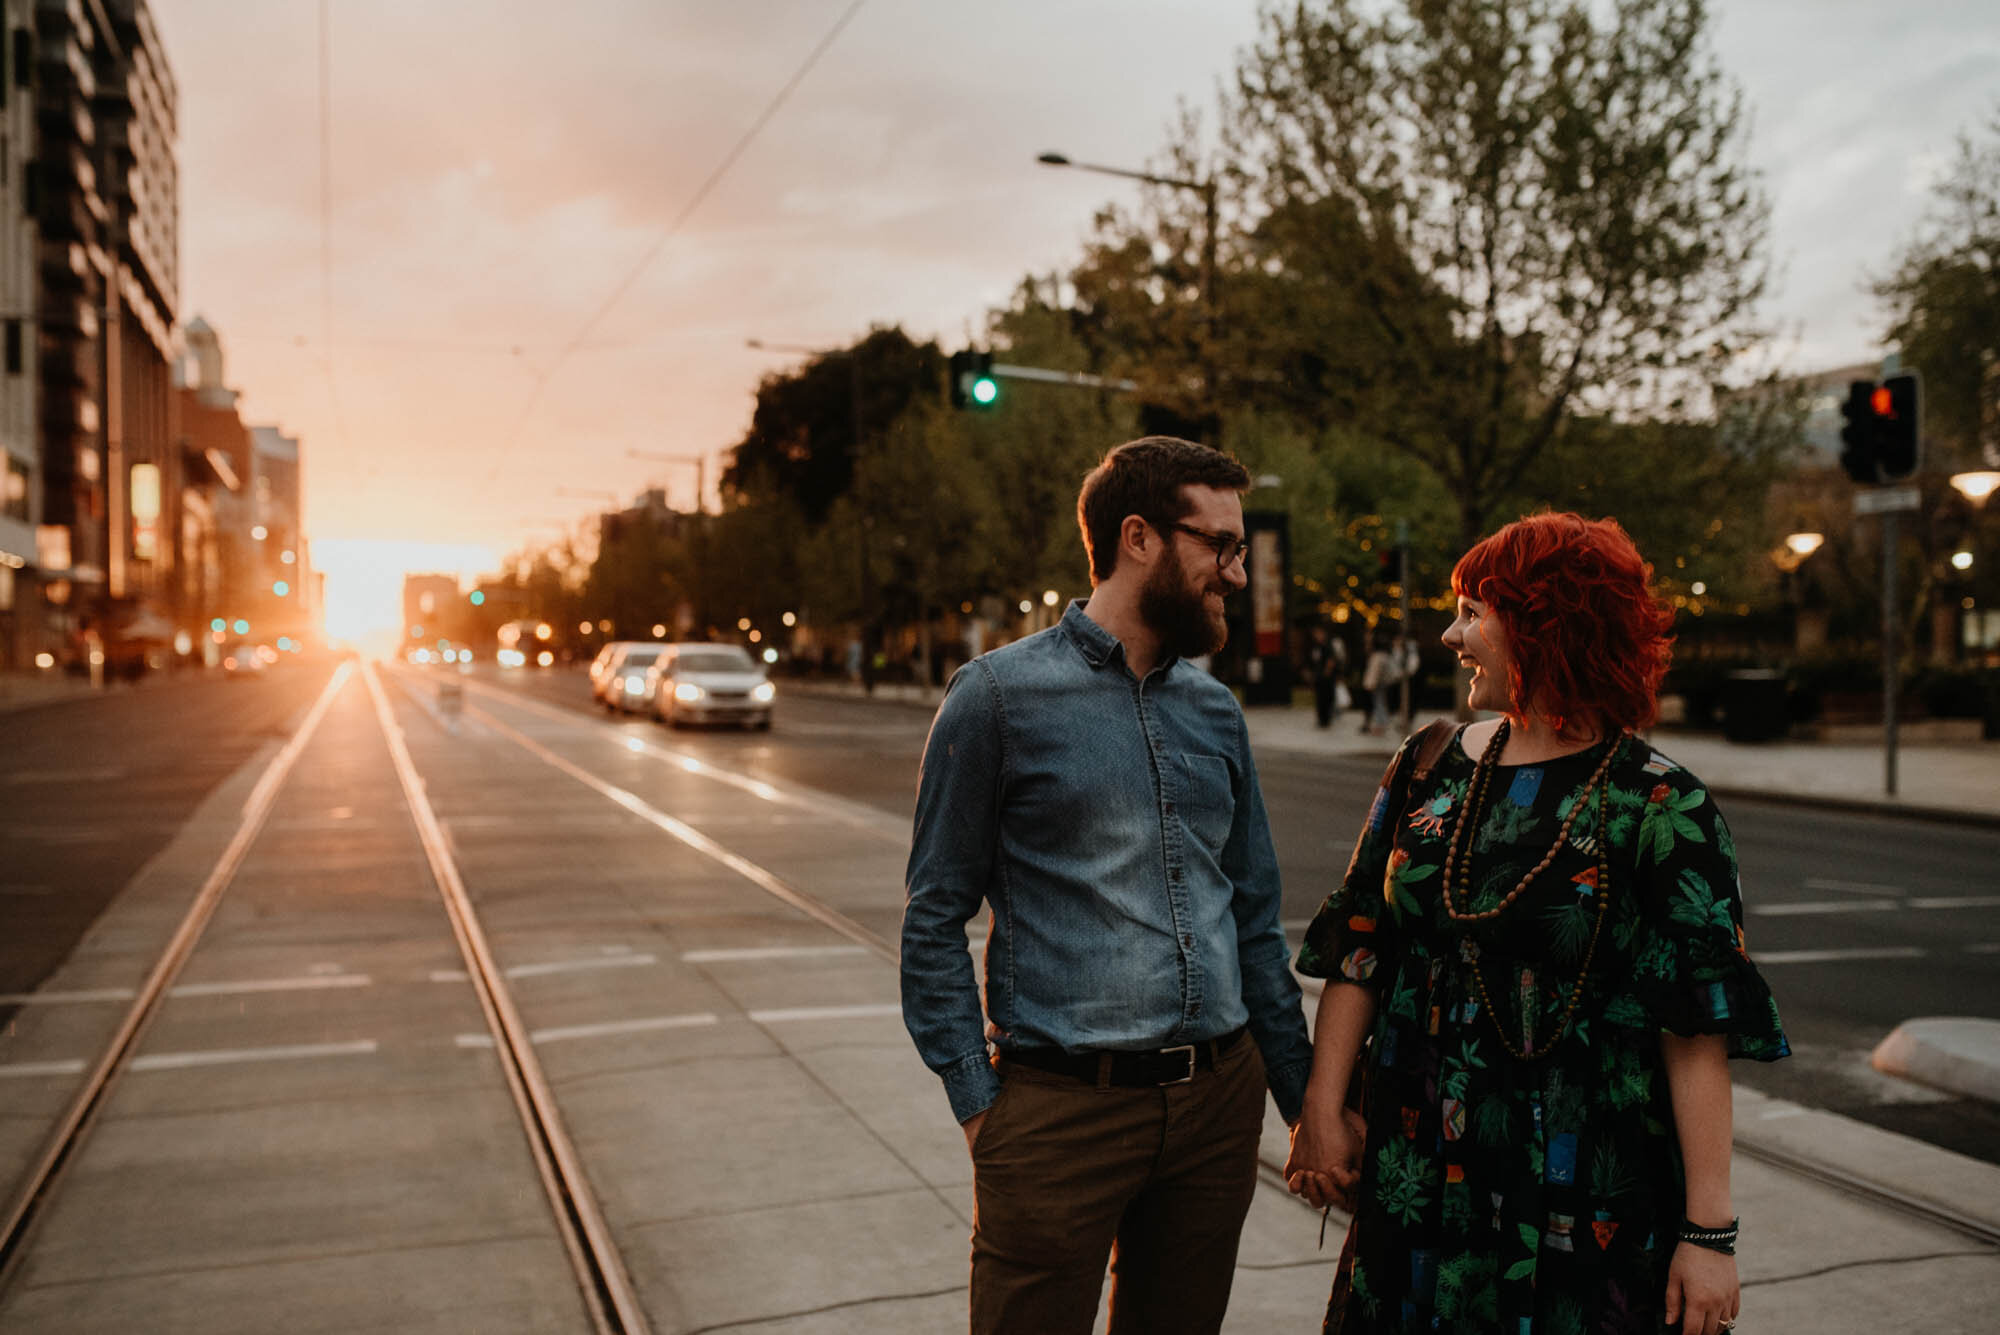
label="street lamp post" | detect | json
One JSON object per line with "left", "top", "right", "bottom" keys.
{"left": 1037, "top": 151, "right": 1219, "bottom": 423}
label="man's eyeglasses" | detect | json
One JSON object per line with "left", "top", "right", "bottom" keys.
{"left": 1157, "top": 520, "right": 1250, "bottom": 570}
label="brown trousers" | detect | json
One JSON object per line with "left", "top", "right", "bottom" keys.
{"left": 968, "top": 1036, "right": 1268, "bottom": 1335}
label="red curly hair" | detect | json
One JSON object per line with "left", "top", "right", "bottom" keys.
{"left": 1451, "top": 512, "right": 1675, "bottom": 736}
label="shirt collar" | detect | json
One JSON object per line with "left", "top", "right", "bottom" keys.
{"left": 1060, "top": 598, "right": 1179, "bottom": 676}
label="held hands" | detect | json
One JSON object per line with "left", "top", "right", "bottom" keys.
{"left": 1283, "top": 1097, "right": 1366, "bottom": 1212}
{"left": 1664, "top": 1243, "right": 1739, "bottom": 1335}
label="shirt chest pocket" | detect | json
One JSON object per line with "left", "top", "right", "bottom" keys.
{"left": 1177, "top": 753, "right": 1236, "bottom": 851}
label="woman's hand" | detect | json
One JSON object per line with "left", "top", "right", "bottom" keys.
{"left": 1283, "top": 1097, "right": 1366, "bottom": 1212}
{"left": 1664, "top": 1243, "right": 1739, "bottom": 1335}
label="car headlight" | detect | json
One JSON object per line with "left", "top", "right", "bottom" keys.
{"left": 624, "top": 675, "right": 648, "bottom": 693}
{"left": 674, "top": 681, "right": 705, "bottom": 702}
{"left": 752, "top": 681, "right": 776, "bottom": 703}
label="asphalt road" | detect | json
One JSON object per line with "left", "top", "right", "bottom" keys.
{"left": 0, "top": 662, "right": 336, "bottom": 1019}
{"left": 7, "top": 660, "right": 1997, "bottom": 1164}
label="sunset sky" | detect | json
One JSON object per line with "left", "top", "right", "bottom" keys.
{"left": 153, "top": 1, "right": 1999, "bottom": 639}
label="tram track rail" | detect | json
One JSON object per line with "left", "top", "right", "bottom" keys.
{"left": 0, "top": 663, "right": 353, "bottom": 1290}
{"left": 0, "top": 662, "right": 656, "bottom": 1334}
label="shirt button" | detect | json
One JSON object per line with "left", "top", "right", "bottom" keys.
{"left": 1182, "top": 934, "right": 1193, "bottom": 948}
{"left": 1164, "top": 802, "right": 1176, "bottom": 815}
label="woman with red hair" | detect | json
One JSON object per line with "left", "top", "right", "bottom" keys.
{"left": 1286, "top": 513, "right": 1788, "bottom": 1335}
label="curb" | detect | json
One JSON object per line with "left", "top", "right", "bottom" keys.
{"left": 1699, "top": 783, "right": 2000, "bottom": 832}
{"left": 1872, "top": 1018, "right": 2000, "bottom": 1105}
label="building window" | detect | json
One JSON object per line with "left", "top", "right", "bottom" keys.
{"left": 3, "top": 320, "right": 19, "bottom": 375}
{"left": 10, "top": 28, "right": 29, "bottom": 92}
{"left": 1, "top": 454, "right": 28, "bottom": 523}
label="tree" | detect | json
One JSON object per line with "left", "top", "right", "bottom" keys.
{"left": 1224, "top": 0, "right": 1771, "bottom": 549}
{"left": 719, "top": 327, "right": 945, "bottom": 522}
{"left": 1876, "top": 108, "right": 2000, "bottom": 470}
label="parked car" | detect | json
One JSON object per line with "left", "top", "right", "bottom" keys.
{"left": 602, "top": 643, "right": 669, "bottom": 713}
{"left": 219, "top": 643, "right": 267, "bottom": 678}
{"left": 589, "top": 641, "right": 654, "bottom": 706}
{"left": 652, "top": 643, "right": 775, "bottom": 729}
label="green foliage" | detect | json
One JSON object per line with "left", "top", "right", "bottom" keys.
{"left": 1225, "top": 0, "right": 1772, "bottom": 547}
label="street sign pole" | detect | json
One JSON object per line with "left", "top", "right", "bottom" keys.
{"left": 1882, "top": 510, "right": 1898, "bottom": 798}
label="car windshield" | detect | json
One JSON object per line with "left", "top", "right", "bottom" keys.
{"left": 619, "top": 647, "right": 665, "bottom": 667}
{"left": 677, "top": 648, "right": 755, "bottom": 674}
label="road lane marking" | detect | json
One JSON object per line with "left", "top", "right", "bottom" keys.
{"left": 454, "top": 1012, "right": 721, "bottom": 1047}
{"left": 505, "top": 954, "right": 658, "bottom": 979}
{"left": 1908, "top": 895, "right": 2000, "bottom": 911}
{"left": 0, "top": 1060, "right": 88, "bottom": 1080}
{"left": 1802, "top": 878, "right": 1903, "bottom": 896}
{"left": 682, "top": 946, "right": 870, "bottom": 963}
{"left": 127, "top": 1040, "right": 379, "bottom": 1072}
{"left": 1754, "top": 947, "right": 1929, "bottom": 965}
{"left": 437, "top": 672, "right": 908, "bottom": 844}
{"left": 1751, "top": 900, "right": 1900, "bottom": 916}
{"left": 747, "top": 1003, "right": 902, "bottom": 1023}
{"left": 458, "top": 701, "right": 897, "bottom": 965}
{"left": 0, "top": 974, "right": 373, "bottom": 1005}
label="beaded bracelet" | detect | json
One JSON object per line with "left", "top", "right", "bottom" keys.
{"left": 1680, "top": 1217, "right": 1740, "bottom": 1255}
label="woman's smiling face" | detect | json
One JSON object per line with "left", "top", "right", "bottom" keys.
{"left": 1442, "top": 595, "right": 1513, "bottom": 714}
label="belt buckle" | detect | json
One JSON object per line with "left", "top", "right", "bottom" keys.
{"left": 1158, "top": 1044, "right": 1196, "bottom": 1085}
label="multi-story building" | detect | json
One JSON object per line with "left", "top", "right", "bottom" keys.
{"left": 173, "top": 314, "right": 243, "bottom": 658}
{"left": 29, "top": 0, "right": 179, "bottom": 670}
{"left": 0, "top": 4, "right": 41, "bottom": 667}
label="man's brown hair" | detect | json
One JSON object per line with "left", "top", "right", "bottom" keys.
{"left": 1076, "top": 436, "right": 1251, "bottom": 584}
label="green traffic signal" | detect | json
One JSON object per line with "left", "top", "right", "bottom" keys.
{"left": 950, "top": 349, "right": 1000, "bottom": 410}
{"left": 971, "top": 374, "right": 999, "bottom": 405}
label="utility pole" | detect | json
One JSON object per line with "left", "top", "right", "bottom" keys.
{"left": 626, "top": 450, "right": 707, "bottom": 514}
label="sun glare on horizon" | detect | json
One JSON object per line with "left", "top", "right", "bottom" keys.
{"left": 314, "top": 538, "right": 506, "bottom": 655}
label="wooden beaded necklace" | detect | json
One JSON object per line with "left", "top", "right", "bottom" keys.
{"left": 1442, "top": 718, "right": 1626, "bottom": 1061}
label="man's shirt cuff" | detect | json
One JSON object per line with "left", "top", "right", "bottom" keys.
{"left": 940, "top": 1050, "right": 1001, "bottom": 1124}
{"left": 1266, "top": 1056, "right": 1311, "bottom": 1125}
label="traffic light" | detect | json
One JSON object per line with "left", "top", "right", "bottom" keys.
{"left": 1839, "top": 380, "right": 1879, "bottom": 484}
{"left": 1873, "top": 372, "right": 1922, "bottom": 481}
{"left": 949, "top": 350, "right": 999, "bottom": 410}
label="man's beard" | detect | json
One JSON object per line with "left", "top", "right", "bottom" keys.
{"left": 1139, "top": 543, "right": 1228, "bottom": 660}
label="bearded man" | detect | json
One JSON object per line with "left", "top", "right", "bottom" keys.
{"left": 901, "top": 435, "right": 1312, "bottom": 1335}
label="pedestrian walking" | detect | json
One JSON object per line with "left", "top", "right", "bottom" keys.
{"left": 1360, "top": 633, "right": 1395, "bottom": 734}
{"left": 902, "top": 436, "right": 1314, "bottom": 1335}
{"left": 1285, "top": 512, "right": 1789, "bottom": 1335}
{"left": 1307, "top": 624, "right": 1349, "bottom": 728}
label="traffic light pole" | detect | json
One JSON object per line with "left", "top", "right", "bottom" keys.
{"left": 1882, "top": 511, "right": 1899, "bottom": 798}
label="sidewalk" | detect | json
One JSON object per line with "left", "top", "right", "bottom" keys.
{"left": 789, "top": 678, "right": 2000, "bottom": 825}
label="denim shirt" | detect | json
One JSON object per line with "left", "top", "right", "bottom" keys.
{"left": 900, "top": 600, "right": 1312, "bottom": 1124}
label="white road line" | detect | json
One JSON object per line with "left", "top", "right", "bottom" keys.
{"left": 172, "top": 974, "right": 374, "bottom": 997}
{"left": 127, "top": 1040, "right": 379, "bottom": 1072}
{"left": 0, "top": 974, "right": 373, "bottom": 1005}
{"left": 1750, "top": 899, "right": 1900, "bottom": 916}
{"left": 747, "top": 1003, "right": 903, "bottom": 1024}
{"left": 445, "top": 673, "right": 909, "bottom": 843}
{"left": 1908, "top": 895, "right": 2000, "bottom": 911}
{"left": 505, "top": 954, "right": 658, "bottom": 979}
{"left": 0, "top": 1060, "right": 88, "bottom": 1080}
{"left": 1802, "top": 878, "right": 1903, "bottom": 896}
{"left": 683, "top": 946, "right": 870, "bottom": 963}
{"left": 1965, "top": 943, "right": 2000, "bottom": 954}
{"left": 530, "top": 1014, "right": 719, "bottom": 1044}
{"left": 1754, "top": 946, "right": 1929, "bottom": 965}
{"left": 454, "top": 1013, "right": 721, "bottom": 1047}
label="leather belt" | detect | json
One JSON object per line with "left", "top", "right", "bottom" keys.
{"left": 1000, "top": 1026, "right": 1248, "bottom": 1088}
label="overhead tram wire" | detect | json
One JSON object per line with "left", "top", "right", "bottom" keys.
{"left": 317, "top": 0, "right": 353, "bottom": 456}
{"left": 476, "top": 0, "right": 872, "bottom": 499}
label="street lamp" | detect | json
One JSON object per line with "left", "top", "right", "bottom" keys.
{"left": 1950, "top": 470, "right": 2000, "bottom": 507}
{"left": 1038, "top": 150, "right": 1219, "bottom": 410}
{"left": 1780, "top": 531, "right": 1825, "bottom": 567}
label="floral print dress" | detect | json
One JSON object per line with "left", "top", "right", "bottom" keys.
{"left": 1297, "top": 728, "right": 1788, "bottom": 1335}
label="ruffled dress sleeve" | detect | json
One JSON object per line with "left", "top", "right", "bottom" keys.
{"left": 1295, "top": 733, "right": 1420, "bottom": 988}
{"left": 1626, "top": 764, "right": 1790, "bottom": 1061}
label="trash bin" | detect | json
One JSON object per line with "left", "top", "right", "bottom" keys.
{"left": 1720, "top": 669, "right": 1787, "bottom": 743}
